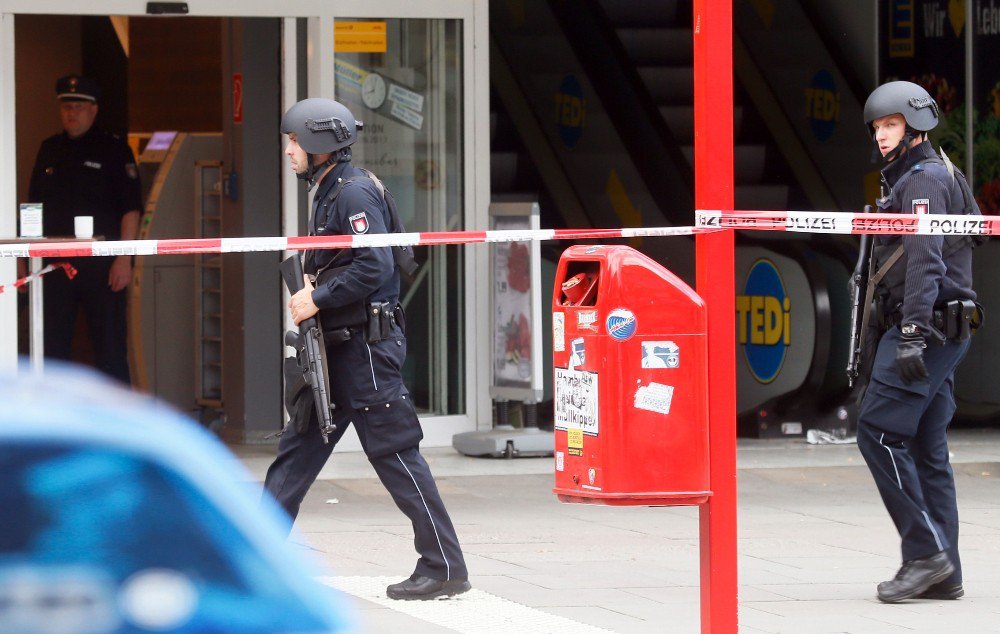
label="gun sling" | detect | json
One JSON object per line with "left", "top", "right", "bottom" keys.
{"left": 859, "top": 244, "right": 904, "bottom": 342}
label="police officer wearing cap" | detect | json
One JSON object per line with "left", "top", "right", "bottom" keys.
{"left": 262, "top": 98, "right": 470, "bottom": 601}
{"left": 856, "top": 80, "right": 980, "bottom": 603}
{"left": 28, "top": 75, "right": 141, "bottom": 383}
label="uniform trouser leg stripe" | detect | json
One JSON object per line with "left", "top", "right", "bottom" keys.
{"left": 880, "top": 433, "right": 904, "bottom": 489}
{"left": 921, "top": 510, "right": 946, "bottom": 551}
{"left": 396, "top": 452, "right": 450, "bottom": 580}
{"left": 878, "top": 434, "right": 944, "bottom": 550}
{"left": 365, "top": 342, "right": 378, "bottom": 391}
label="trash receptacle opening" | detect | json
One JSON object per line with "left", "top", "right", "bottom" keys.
{"left": 560, "top": 262, "right": 600, "bottom": 306}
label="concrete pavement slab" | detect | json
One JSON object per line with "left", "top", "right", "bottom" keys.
{"left": 235, "top": 428, "right": 1000, "bottom": 632}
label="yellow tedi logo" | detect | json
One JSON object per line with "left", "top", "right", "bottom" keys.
{"left": 736, "top": 259, "right": 791, "bottom": 384}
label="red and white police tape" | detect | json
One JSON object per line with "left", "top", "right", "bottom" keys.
{"left": 0, "top": 209, "right": 994, "bottom": 260}
{"left": 0, "top": 262, "right": 76, "bottom": 294}
{"left": 696, "top": 209, "right": 998, "bottom": 236}
{"left": 0, "top": 226, "right": 709, "bottom": 258}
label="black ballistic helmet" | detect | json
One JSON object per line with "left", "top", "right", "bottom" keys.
{"left": 863, "top": 80, "right": 939, "bottom": 137}
{"left": 280, "top": 98, "right": 362, "bottom": 154}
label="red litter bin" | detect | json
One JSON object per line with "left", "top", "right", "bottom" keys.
{"left": 552, "top": 245, "right": 710, "bottom": 505}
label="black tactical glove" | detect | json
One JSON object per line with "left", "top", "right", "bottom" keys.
{"left": 896, "top": 324, "right": 929, "bottom": 384}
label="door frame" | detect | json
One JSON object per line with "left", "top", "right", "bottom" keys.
{"left": 0, "top": 0, "right": 490, "bottom": 441}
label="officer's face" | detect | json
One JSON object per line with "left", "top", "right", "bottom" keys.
{"left": 59, "top": 100, "right": 97, "bottom": 138}
{"left": 871, "top": 113, "right": 907, "bottom": 158}
{"left": 285, "top": 134, "right": 309, "bottom": 174}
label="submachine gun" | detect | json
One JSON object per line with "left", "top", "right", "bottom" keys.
{"left": 846, "top": 206, "right": 875, "bottom": 388}
{"left": 280, "top": 254, "right": 337, "bottom": 443}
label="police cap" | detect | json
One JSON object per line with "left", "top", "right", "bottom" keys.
{"left": 56, "top": 75, "right": 100, "bottom": 103}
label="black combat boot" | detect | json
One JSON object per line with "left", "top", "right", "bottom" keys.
{"left": 918, "top": 581, "right": 964, "bottom": 600}
{"left": 877, "top": 552, "right": 954, "bottom": 603}
{"left": 386, "top": 574, "right": 471, "bottom": 600}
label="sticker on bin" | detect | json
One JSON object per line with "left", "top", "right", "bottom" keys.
{"left": 567, "top": 428, "right": 584, "bottom": 456}
{"left": 606, "top": 308, "right": 637, "bottom": 341}
{"left": 554, "top": 368, "right": 599, "bottom": 434}
{"left": 553, "top": 312, "right": 565, "bottom": 352}
{"left": 634, "top": 382, "right": 675, "bottom": 415}
{"left": 569, "top": 338, "right": 585, "bottom": 369}
{"left": 577, "top": 310, "right": 598, "bottom": 331}
{"left": 555, "top": 451, "right": 564, "bottom": 471}
{"left": 641, "top": 341, "right": 680, "bottom": 368}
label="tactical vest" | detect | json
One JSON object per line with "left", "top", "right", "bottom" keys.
{"left": 320, "top": 169, "right": 418, "bottom": 275}
{"left": 873, "top": 150, "right": 983, "bottom": 303}
{"left": 304, "top": 168, "right": 421, "bottom": 333}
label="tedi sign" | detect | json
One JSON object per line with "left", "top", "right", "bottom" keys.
{"left": 736, "top": 259, "right": 791, "bottom": 384}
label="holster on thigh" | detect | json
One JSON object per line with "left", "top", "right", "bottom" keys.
{"left": 283, "top": 356, "right": 315, "bottom": 435}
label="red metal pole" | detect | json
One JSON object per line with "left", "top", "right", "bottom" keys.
{"left": 693, "top": 0, "right": 738, "bottom": 632}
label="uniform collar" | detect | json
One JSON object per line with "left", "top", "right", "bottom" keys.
{"left": 881, "top": 139, "right": 937, "bottom": 187}
{"left": 313, "top": 161, "right": 353, "bottom": 200}
{"left": 61, "top": 127, "right": 96, "bottom": 143}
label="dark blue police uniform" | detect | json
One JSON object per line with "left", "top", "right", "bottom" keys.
{"left": 263, "top": 161, "right": 467, "bottom": 584}
{"left": 28, "top": 127, "right": 142, "bottom": 383}
{"left": 857, "top": 140, "right": 976, "bottom": 588}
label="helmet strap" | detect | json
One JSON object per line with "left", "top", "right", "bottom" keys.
{"left": 297, "top": 153, "right": 338, "bottom": 191}
{"left": 880, "top": 130, "right": 916, "bottom": 165}
{"left": 296, "top": 160, "right": 315, "bottom": 190}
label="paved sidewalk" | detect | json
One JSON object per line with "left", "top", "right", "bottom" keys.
{"left": 236, "top": 428, "right": 1000, "bottom": 633}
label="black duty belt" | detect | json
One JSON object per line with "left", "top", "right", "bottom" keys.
{"left": 323, "top": 326, "right": 361, "bottom": 345}
{"left": 882, "top": 299, "right": 983, "bottom": 341}
{"left": 323, "top": 301, "right": 401, "bottom": 345}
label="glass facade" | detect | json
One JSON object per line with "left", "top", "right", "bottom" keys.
{"left": 880, "top": 0, "right": 1000, "bottom": 208}
{"left": 334, "top": 18, "right": 465, "bottom": 415}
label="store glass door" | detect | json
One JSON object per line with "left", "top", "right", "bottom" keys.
{"left": 333, "top": 18, "right": 464, "bottom": 416}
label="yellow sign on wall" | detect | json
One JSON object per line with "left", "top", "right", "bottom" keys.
{"left": 335, "top": 22, "right": 387, "bottom": 53}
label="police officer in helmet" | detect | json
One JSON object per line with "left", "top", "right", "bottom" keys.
{"left": 263, "top": 98, "right": 470, "bottom": 600}
{"left": 856, "top": 80, "right": 979, "bottom": 603}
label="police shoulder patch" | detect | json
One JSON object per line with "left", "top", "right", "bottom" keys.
{"left": 348, "top": 212, "right": 369, "bottom": 234}
{"left": 912, "top": 198, "right": 930, "bottom": 215}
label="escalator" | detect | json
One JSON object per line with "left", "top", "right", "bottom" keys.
{"left": 490, "top": 0, "right": 696, "bottom": 282}
{"left": 594, "top": 0, "right": 795, "bottom": 211}
{"left": 490, "top": 88, "right": 562, "bottom": 229}
{"left": 734, "top": 0, "right": 872, "bottom": 209}
{"left": 489, "top": 0, "right": 876, "bottom": 436}
{"left": 492, "top": 0, "right": 1000, "bottom": 430}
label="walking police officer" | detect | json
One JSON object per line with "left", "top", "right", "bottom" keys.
{"left": 857, "top": 81, "right": 980, "bottom": 603}
{"left": 28, "top": 75, "right": 141, "bottom": 383}
{"left": 263, "top": 98, "right": 470, "bottom": 601}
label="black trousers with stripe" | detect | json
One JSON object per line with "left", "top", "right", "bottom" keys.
{"left": 857, "top": 326, "right": 969, "bottom": 584}
{"left": 263, "top": 331, "right": 467, "bottom": 582}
